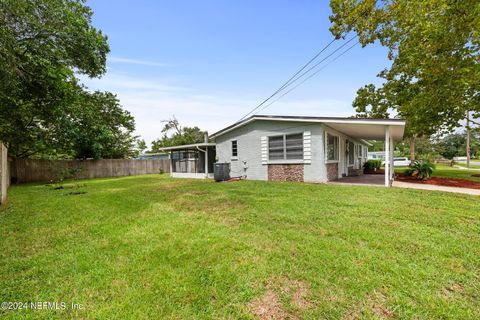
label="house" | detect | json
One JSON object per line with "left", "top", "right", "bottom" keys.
{"left": 368, "top": 151, "right": 386, "bottom": 160}
{"left": 135, "top": 152, "right": 169, "bottom": 160}
{"left": 159, "top": 115, "right": 406, "bottom": 187}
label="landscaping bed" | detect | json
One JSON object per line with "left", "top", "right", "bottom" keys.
{"left": 396, "top": 174, "right": 480, "bottom": 189}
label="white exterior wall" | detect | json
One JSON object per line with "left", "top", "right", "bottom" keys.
{"left": 322, "top": 124, "right": 369, "bottom": 179}
{"left": 214, "top": 121, "right": 369, "bottom": 182}
{"left": 215, "top": 120, "right": 326, "bottom": 182}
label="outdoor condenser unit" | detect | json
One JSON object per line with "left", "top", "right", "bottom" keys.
{"left": 214, "top": 163, "right": 230, "bottom": 182}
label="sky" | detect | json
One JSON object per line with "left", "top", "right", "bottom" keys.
{"left": 81, "top": 0, "right": 391, "bottom": 146}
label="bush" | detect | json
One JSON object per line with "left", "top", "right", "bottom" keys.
{"left": 58, "top": 167, "right": 82, "bottom": 182}
{"left": 405, "top": 160, "right": 435, "bottom": 180}
{"left": 363, "top": 160, "right": 382, "bottom": 171}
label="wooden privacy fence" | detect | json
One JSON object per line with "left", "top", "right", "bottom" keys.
{"left": 11, "top": 159, "right": 170, "bottom": 183}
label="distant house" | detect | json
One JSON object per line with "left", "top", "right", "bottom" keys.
{"left": 136, "top": 153, "right": 169, "bottom": 160}
{"left": 368, "top": 151, "right": 386, "bottom": 160}
{"left": 159, "top": 115, "right": 406, "bottom": 187}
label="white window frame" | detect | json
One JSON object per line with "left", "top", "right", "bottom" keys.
{"left": 325, "top": 132, "right": 339, "bottom": 163}
{"left": 268, "top": 132, "right": 304, "bottom": 163}
{"left": 347, "top": 140, "right": 355, "bottom": 166}
{"left": 231, "top": 140, "right": 238, "bottom": 159}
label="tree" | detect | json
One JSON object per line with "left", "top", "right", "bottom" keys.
{"left": 61, "top": 91, "right": 137, "bottom": 159}
{"left": 437, "top": 131, "right": 480, "bottom": 160}
{"left": 151, "top": 117, "right": 206, "bottom": 151}
{"left": 135, "top": 139, "right": 147, "bottom": 156}
{"left": 0, "top": 0, "right": 137, "bottom": 159}
{"left": 330, "top": 0, "right": 480, "bottom": 160}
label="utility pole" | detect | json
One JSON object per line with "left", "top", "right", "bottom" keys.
{"left": 466, "top": 111, "right": 470, "bottom": 168}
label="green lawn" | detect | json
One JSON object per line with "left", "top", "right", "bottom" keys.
{"left": 1, "top": 175, "right": 479, "bottom": 319}
{"left": 395, "top": 164, "right": 480, "bottom": 182}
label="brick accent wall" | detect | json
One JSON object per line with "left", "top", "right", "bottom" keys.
{"left": 326, "top": 163, "right": 338, "bottom": 181}
{"left": 348, "top": 167, "right": 364, "bottom": 176}
{"left": 268, "top": 164, "right": 304, "bottom": 182}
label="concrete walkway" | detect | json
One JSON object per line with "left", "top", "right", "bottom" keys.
{"left": 453, "top": 165, "right": 480, "bottom": 171}
{"left": 330, "top": 174, "right": 480, "bottom": 195}
{"left": 329, "top": 174, "right": 384, "bottom": 187}
{"left": 393, "top": 181, "right": 480, "bottom": 196}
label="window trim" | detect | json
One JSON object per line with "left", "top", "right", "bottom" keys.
{"left": 347, "top": 140, "right": 355, "bottom": 166}
{"left": 268, "top": 132, "right": 304, "bottom": 162}
{"left": 231, "top": 140, "right": 238, "bottom": 159}
{"left": 325, "top": 133, "right": 339, "bottom": 163}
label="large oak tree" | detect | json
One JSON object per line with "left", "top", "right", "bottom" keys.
{"left": 329, "top": 0, "right": 480, "bottom": 160}
{"left": 0, "top": 0, "right": 137, "bottom": 159}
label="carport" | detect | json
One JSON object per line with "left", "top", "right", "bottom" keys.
{"left": 321, "top": 118, "right": 406, "bottom": 187}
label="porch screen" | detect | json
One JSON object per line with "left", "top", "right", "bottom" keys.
{"left": 171, "top": 150, "right": 205, "bottom": 173}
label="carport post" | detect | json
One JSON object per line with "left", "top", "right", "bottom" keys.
{"left": 384, "top": 126, "right": 391, "bottom": 187}
{"left": 205, "top": 147, "right": 208, "bottom": 178}
{"left": 390, "top": 135, "right": 394, "bottom": 183}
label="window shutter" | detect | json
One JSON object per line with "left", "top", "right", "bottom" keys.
{"left": 261, "top": 136, "right": 268, "bottom": 164}
{"left": 303, "top": 131, "right": 311, "bottom": 164}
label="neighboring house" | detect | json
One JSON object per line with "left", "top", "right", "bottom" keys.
{"left": 368, "top": 151, "right": 386, "bottom": 160}
{"left": 136, "top": 153, "right": 169, "bottom": 160}
{"left": 159, "top": 115, "right": 406, "bottom": 187}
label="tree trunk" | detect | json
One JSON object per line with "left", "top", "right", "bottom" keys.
{"left": 409, "top": 135, "right": 416, "bottom": 165}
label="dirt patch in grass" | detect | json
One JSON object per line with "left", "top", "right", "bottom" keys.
{"left": 249, "top": 289, "right": 293, "bottom": 320}
{"left": 249, "top": 278, "right": 312, "bottom": 319}
{"left": 343, "top": 290, "right": 393, "bottom": 320}
{"left": 397, "top": 175, "right": 480, "bottom": 189}
{"left": 281, "top": 279, "right": 312, "bottom": 310}
{"left": 442, "top": 283, "right": 465, "bottom": 299}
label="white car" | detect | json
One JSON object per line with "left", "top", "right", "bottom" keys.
{"left": 382, "top": 157, "right": 410, "bottom": 167}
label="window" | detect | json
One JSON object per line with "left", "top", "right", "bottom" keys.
{"left": 327, "top": 134, "right": 339, "bottom": 161}
{"left": 268, "top": 133, "right": 303, "bottom": 161}
{"left": 348, "top": 140, "right": 354, "bottom": 165}
{"left": 286, "top": 133, "right": 303, "bottom": 159}
{"left": 231, "top": 140, "right": 238, "bottom": 157}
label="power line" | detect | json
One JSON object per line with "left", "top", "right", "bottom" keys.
{"left": 238, "top": 35, "right": 357, "bottom": 121}
{"left": 237, "top": 38, "right": 338, "bottom": 122}
{"left": 257, "top": 41, "right": 360, "bottom": 113}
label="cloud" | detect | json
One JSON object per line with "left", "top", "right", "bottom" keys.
{"left": 108, "top": 56, "right": 172, "bottom": 67}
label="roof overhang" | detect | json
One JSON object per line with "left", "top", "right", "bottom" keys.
{"left": 210, "top": 115, "right": 406, "bottom": 142}
{"left": 324, "top": 122, "right": 405, "bottom": 141}
{"left": 157, "top": 142, "right": 216, "bottom": 151}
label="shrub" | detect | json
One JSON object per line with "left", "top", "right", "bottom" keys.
{"left": 363, "top": 160, "right": 382, "bottom": 171}
{"left": 58, "top": 167, "right": 82, "bottom": 182}
{"left": 406, "top": 160, "right": 435, "bottom": 180}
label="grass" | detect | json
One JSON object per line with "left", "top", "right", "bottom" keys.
{"left": 1, "top": 175, "right": 479, "bottom": 319}
{"left": 395, "top": 164, "right": 480, "bottom": 182}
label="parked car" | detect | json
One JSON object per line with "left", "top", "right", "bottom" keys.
{"left": 382, "top": 157, "right": 410, "bottom": 167}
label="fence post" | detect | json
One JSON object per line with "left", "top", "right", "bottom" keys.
{"left": 0, "top": 143, "right": 8, "bottom": 204}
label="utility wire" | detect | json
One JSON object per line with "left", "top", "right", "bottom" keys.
{"left": 257, "top": 41, "right": 360, "bottom": 113}
{"left": 238, "top": 35, "right": 357, "bottom": 121}
{"left": 237, "top": 38, "right": 338, "bottom": 121}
